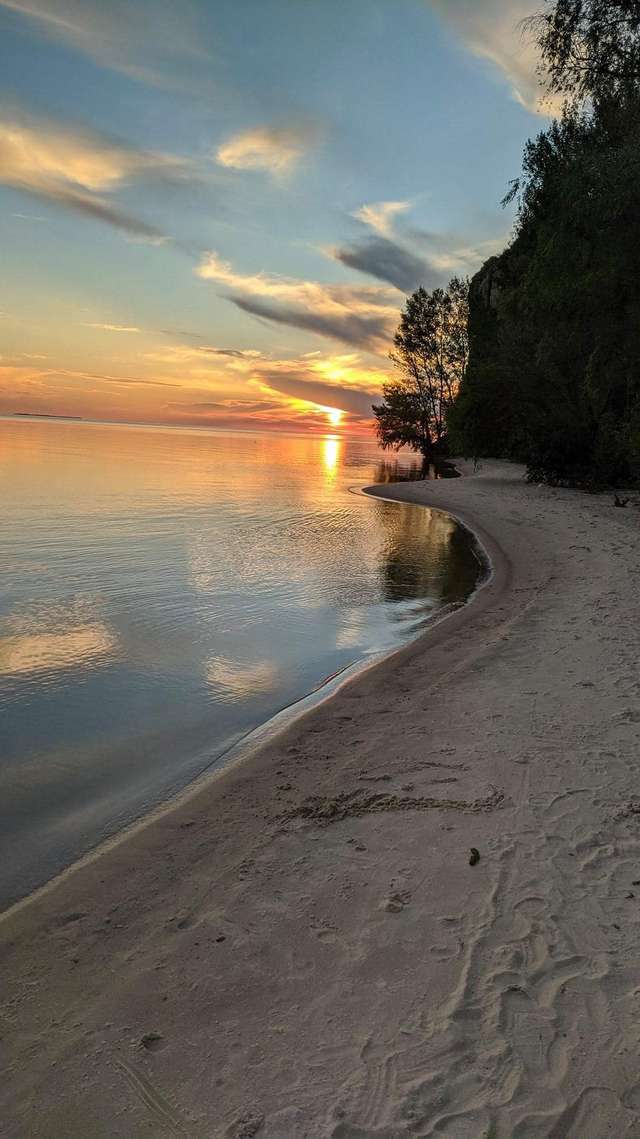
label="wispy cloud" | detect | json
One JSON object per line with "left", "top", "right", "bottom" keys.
{"left": 408, "top": 229, "right": 508, "bottom": 274}
{"left": 194, "top": 346, "right": 263, "bottom": 359}
{"left": 0, "top": 115, "right": 171, "bottom": 189}
{"left": 249, "top": 351, "right": 387, "bottom": 420}
{"left": 0, "top": 361, "right": 179, "bottom": 391}
{"left": 0, "top": 111, "right": 186, "bottom": 237}
{"left": 216, "top": 122, "right": 321, "bottom": 177}
{"left": 143, "top": 342, "right": 264, "bottom": 369}
{"left": 0, "top": 0, "right": 209, "bottom": 89}
{"left": 233, "top": 296, "right": 394, "bottom": 354}
{"left": 255, "top": 369, "right": 376, "bottom": 418}
{"left": 154, "top": 343, "right": 386, "bottom": 425}
{"left": 426, "top": 0, "right": 556, "bottom": 115}
{"left": 196, "top": 252, "right": 394, "bottom": 311}
{"left": 336, "top": 199, "right": 436, "bottom": 291}
{"left": 351, "top": 200, "right": 411, "bottom": 237}
{"left": 330, "top": 199, "right": 505, "bottom": 292}
{"left": 83, "top": 322, "right": 141, "bottom": 333}
{"left": 196, "top": 251, "right": 398, "bottom": 353}
{"left": 168, "top": 398, "right": 280, "bottom": 414}
{"left": 1, "top": 341, "right": 387, "bottom": 429}
{"left": 332, "top": 235, "right": 436, "bottom": 293}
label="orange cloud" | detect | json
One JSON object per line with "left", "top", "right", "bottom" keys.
{"left": 0, "top": 111, "right": 187, "bottom": 236}
{"left": 0, "top": 336, "right": 387, "bottom": 437}
{"left": 83, "top": 323, "right": 141, "bottom": 333}
{"left": 216, "top": 122, "right": 321, "bottom": 176}
{"left": 196, "top": 251, "right": 398, "bottom": 353}
{"left": 351, "top": 200, "right": 412, "bottom": 237}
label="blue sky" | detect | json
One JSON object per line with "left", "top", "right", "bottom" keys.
{"left": 0, "top": 0, "right": 550, "bottom": 434}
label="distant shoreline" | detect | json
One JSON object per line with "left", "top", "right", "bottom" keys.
{"left": 11, "top": 412, "right": 84, "bottom": 419}
{"left": 1, "top": 412, "right": 371, "bottom": 443}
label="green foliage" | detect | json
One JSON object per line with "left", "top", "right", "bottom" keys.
{"left": 449, "top": 2, "right": 640, "bottom": 487}
{"left": 374, "top": 277, "right": 469, "bottom": 460}
{"left": 531, "top": 0, "right": 640, "bottom": 103}
{"left": 448, "top": 360, "right": 519, "bottom": 463}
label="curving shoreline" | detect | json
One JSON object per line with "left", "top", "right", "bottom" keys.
{"left": 3, "top": 459, "right": 640, "bottom": 1138}
{"left": 0, "top": 482, "right": 486, "bottom": 924}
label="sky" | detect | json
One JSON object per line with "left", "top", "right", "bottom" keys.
{"left": 0, "top": 0, "right": 552, "bottom": 437}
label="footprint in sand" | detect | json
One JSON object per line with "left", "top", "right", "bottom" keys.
{"left": 383, "top": 890, "right": 411, "bottom": 913}
{"left": 139, "top": 1032, "right": 166, "bottom": 1053}
{"left": 226, "top": 1111, "right": 264, "bottom": 1138}
{"left": 622, "top": 1084, "right": 640, "bottom": 1110}
{"left": 172, "top": 914, "right": 195, "bottom": 931}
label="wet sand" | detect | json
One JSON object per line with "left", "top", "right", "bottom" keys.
{"left": 3, "top": 459, "right": 640, "bottom": 1139}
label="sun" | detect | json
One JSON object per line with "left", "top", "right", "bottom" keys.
{"left": 323, "top": 406, "right": 343, "bottom": 427}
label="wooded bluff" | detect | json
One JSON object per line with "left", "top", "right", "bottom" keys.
{"left": 450, "top": 3, "right": 640, "bottom": 489}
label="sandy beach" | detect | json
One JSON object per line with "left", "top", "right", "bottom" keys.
{"left": 3, "top": 460, "right": 640, "bottom": 1139}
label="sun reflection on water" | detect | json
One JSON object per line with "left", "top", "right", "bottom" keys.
{"left": 322, "top": 434, "right": 341, "bottom": 479}
{"left": 0, "top": 417, "right": 482, "bottom": 907}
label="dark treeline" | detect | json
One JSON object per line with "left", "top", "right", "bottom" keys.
{"left": 449, "top": 0, "right": 640, "bottom": 487}
{"left": 373, "top": 277, "right": 469, "bottom": 467}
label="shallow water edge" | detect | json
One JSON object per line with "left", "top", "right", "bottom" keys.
{"left": 1, "top": 485, "right": 491, "bottom": 921}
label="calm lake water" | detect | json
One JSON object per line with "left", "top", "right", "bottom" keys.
{"left": 1, "top": 418, "right": 483, "bottom": 907}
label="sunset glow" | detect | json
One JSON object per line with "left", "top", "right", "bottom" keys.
{"left": 324, "top": 407, "right": 343, "bottom": 427}
{"left": 0, "top": 1, "right": 530, "bottom": 435}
